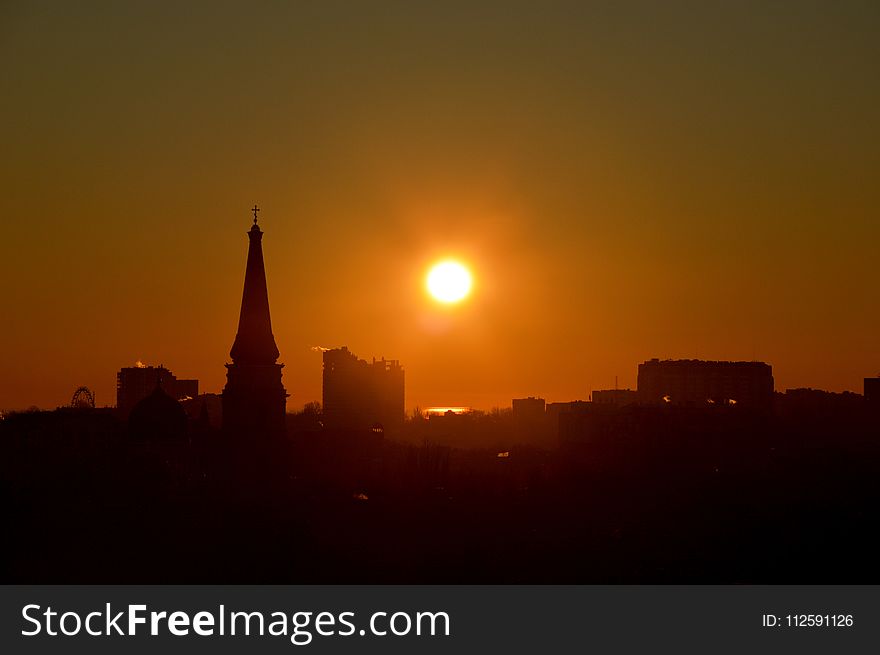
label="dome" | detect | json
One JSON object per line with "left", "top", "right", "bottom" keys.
{"left": 128, "top": 384, "right": 188, "bottom": 441}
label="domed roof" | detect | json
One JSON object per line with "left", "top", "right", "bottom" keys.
{"left": 128, "top": 384, "right": 188, "bottom": 440}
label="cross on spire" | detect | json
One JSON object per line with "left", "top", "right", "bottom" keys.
{"left": 251, "top": 204, "right": 260, "bottom": 225}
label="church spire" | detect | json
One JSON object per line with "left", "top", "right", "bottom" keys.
{"left": 229, "top": 207, "right": 280, "bottom": 365}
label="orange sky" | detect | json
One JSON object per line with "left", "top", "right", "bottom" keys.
{"left": 1, "top": 2, "right": 878, "bottom": 411}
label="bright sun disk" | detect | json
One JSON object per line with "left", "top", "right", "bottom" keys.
{"left": 427, "top": 261, "right": 472, "bottom": 303}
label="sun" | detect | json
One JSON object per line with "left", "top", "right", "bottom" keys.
{"left": 426, "top": 260, "right": 472, "bottom": 303}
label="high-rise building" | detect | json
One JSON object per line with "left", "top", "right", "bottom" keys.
{"left": 222, "top": 210, "right": 288, "bottom": 439}
{"left": 511, "top": 396, "right": 552, "bottom": 443}
{"left": 545, "top": 400, "right": 589, "bottom": 423}
{"left": 322, "top": 346, "right": 404, "bottom": 433}
{"left": 116, "top": 364, "right": 198, "bottom": 418}
{"left": 865, "top": 377, "right": 880, "bottom": 406}
{"left": 512, "top": 397, "right": 546, "bottom": 421}
{"left": 637, "top": 359, "right": 774, "bottom": 409}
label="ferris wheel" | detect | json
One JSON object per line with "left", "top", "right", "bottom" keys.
{"left": 71, "top": 386, "right": 96, "bottom": 409}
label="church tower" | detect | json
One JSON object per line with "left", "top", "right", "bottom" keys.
{"left": 222, "top": 207, "right": 288, "bottom": 439}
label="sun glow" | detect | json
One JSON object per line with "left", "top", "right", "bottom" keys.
{"left": 426, "top": 261, "right": 472, "bottom": 303}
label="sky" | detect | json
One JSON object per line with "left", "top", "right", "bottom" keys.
{"left": 1, "top": 1, "right": 878, "bottom": 411}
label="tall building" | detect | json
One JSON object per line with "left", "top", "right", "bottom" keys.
{"left": 637, "top": 359, "right": 774, "bottom": 409}
{"left": 545, "top": 400, "right": 589, "bottom": 423}
{"left": 322, "top": 346, "right": 404, "bottom": 433}
{"left": 116, "top": 364, "right": 198, "bottom": 418}
{"left": 512, "top": 397, "right": 546, "bottom": 421}
{"left": 222, "top": 210, "right": 288, "bottom": 439}
{"left": 865, "top": 377, "right": 880, "bottom": 406}
{"left": 512, "top": 396, "right": 552, "bottom": 444}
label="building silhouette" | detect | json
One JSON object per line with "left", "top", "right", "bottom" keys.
{"left": 591, "top": 389, "right": 637, "bottom": 406}
{"left": 116, "top": 364, "right": 197, "bottom": 418}
{"left": 182, "top": 393, "right": 223, "bottom": 429}
{"left": 512, "top": 396, "right": 546, "bottom": 421}
{"left": 221, "top": 210, "right": 288, "bottom": 439}
{"left": 511, "top": 396, "right": 553, "bottom": 444}
{"left": 775, "top": 387, "right": 865, "bottom": 420}
{"left": 637, "top": 359, "right": 774, "bottom": 409}
{"left": 545, "top": 400, "right": 590, "bottom": 425}
{"left": 322, "top": 346, "right": 404, "bottom": 434}
{"left": 128, "top": 380, "right": 188, "bottom": 441}
{"left": 865, "top": 377, "right": 880, "bottom": 407}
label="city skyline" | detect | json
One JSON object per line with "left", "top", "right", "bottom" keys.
{"left": 1, "top": 209, "right": 877, "bottom": 413}
{"left": 4, "top": 1, "right": 880, "bottom": 594}
{"left": 2, "top": 2, "right": 879, "bottom": 411}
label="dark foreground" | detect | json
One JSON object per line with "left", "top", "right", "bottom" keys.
{"left": 2, "top": 406, "right": 879, "bottom": 583}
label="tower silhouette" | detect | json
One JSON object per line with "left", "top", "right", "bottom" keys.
{"left": 222, "top": 207, "right": 288, "bottom": 439}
